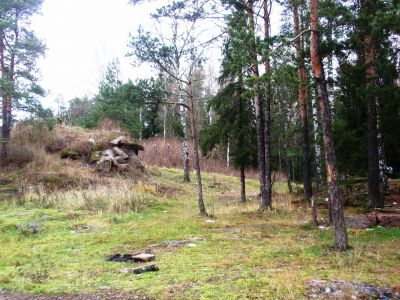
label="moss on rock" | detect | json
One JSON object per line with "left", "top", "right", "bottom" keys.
{"left": 90, "top": 151, "right": 101, "bottom": 163}
{"left": 60, "top": 149, "right": 79, "bottom": 159}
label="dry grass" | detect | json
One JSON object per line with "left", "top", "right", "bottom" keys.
{"left": 12, "top": 123, "right": 123, "bottom": 154}
{"left": 5, "top": 124, "right": 129, "bottom": 192}
{"left": 16, "top": 181, "right": 158, "bottom": 213}
{"left": 0, "top": 144, "right": 34, "bottom": 167}
{"left": 141, "top": 137, "right": 287, "bottom": 181}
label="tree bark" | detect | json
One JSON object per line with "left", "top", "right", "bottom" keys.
{"left": 247, "top": 0, "right": 268, "bottom": 209}
{"left": 310, "top": 0, "right": 348, "bottom": 250}
{"left": 1, "top": 31, "right": 10, "bottom": 161}
{"left": 163, "top": 105, "right": 167, "bottom": 141}
{"left": 363, "top": 0, "right": 383, "bottom": 208}
{"left": 1, "top": 12, "right": 19, "bottom": 162}
{"left": 311, "top": 196, "right": 318, "bottom": 226}
{"left": 240, "top": 164, "right": 246, "bottom": 202}
{"left": 1, "top": 30, "right": 8, "bottom": 161}
{"left": 263, "top": 0, "right": 272, "bottom": 210}
{"left": 188, "top": 81, "right": 206, "bottom": 215}
{"left": 180, "top": 104, "right": 191, "bottom": 182}
{"left": 311, "top": 90, "right": 323, "bottom": 192}
{"left": 293, "top": 1, "right": 313, "bottom": 202}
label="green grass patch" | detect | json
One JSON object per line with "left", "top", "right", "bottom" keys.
{"left": 0, "top": 168, "right": 399, "bottom": 298}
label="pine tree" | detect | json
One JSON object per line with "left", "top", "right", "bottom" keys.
{"left": 0, "top": 0, "right": 45, "bottom": 160}
{"left": 309, "top": 0, "right": 348, "bottom": 250}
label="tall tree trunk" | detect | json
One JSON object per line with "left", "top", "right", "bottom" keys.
{"left": 188, "top": 81, "right": 206, "bottom": 215}
{"left": 180, "top": 104, "right": 191, "bottom": 182}
{"left": 247, "top": 0, "right": 267, "bottom": 209}
{"left": 139, "top": 108, "right": 143, "bottom": 141}
{"left": 363, "top": 1, "right": 383, "bottom": 208}
{"left": 1, "top": 14, "right": 18, "bottom": 162}
{"left": 310, "top": 0, "right": 348, "bottom": 250}
{"left": 311, "top": 92, "right": 323, "bottom": 192}
{"left": 293, "top": 1, "right": 313, "bottom": 202}
{"left": 163, "top": 105, "right": 167, "bottom": 141}
{"left": 226, "top": 140, "right": 230, "bottom": 168}
{"left": 263, "top": 0, "right": 272, "bottom": 210}
{"left": 1, "top": 31, "right": 8, "bottom": 161}
{"left": 311, "top": 196, "right": 319, "bottom": 226}
{"left": 240, "top": 164, "right": 246, "bottom": 202}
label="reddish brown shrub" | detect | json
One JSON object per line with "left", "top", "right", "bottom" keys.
{"left": 140, "top": 138, "right": 266, "bottom": 180}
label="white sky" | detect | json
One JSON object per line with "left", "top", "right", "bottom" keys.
{"left": 31, "top": 0, "right": 159, "bottom": 110}
{"left": 31, "top": 0, "right": 282, "bottom": 112}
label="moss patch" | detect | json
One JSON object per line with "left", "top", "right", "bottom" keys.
{"left": 60, "top": 149, "right": 79, "bottom": 160}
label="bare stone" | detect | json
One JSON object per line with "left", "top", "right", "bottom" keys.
{"left": 96, "top": 158, "right": 112, "bottom": 173}
{"left": 113, "top": 147, "right": 129, "bottom": 159}
{"left": 131, "top": 253, "right": 155, "bottom": 262}
{"left": 110, "top": 136, "right": 126, "bottom": 145}
{"left": 345, "top": 214, "right": 377, "bottom": 229}
{"left": 102, "top": 149, "right": 114, "bottom": 157}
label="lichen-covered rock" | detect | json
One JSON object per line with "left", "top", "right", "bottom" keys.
{"left": 129, "top": 154, "right": 145, "bottom": 172}
{"left": 374, "top": 210, "right": 400, "bottom": 227}
{"left": 16, "top": 221, "right": 42, "bottom": 235}
{"left": 60, "top": 149, "right": 79, "bottom": 159}
{"left": 345, "top": 214, "right": 377, "bottom": 229}
{"left": 96, "top": 157, "right": 113, "bottom": 173}
{"left": 101, "top": 149, "right": 114, "bottom": 157}
{"left": 307, "top": 279, "right": 400, "bottom": 299}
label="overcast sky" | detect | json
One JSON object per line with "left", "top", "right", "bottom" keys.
{"left": 31, "top": 0, "right": 159, "bottom": 110}
{"left": 31, "top": 0, "right": 282, "bottom": 112}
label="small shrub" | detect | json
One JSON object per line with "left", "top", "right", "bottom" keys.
{"left": 1, "top": 144, "right": 33, "bottom": 167}
{"left": 45, "top": 138, "right": 67, "bottom": 153}
{"left": 41, "top": 175, "right": 64, "bottom": 190}
{"left": 11, "top": 121, "right": 52, "bottom": 146}
{"left": 69, "top": 141, "right": 95, "bottom": 159}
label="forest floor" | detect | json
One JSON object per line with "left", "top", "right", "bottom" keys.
{"left": 0, "top": 167, "right": 400, "bottom": 299}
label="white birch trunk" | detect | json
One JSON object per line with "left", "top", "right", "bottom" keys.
{"left": 311, "top": 95, "right": 322, "bottom": 192}
{"left": 180, "top": 102, "right": 190, "bottom": 182}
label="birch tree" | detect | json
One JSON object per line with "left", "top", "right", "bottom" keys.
{"left": 129, "top": 0, "right": 211, "bottom": 215}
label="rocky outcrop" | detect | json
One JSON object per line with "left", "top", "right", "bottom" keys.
{"left": 345, "top": 209, "right": 400, "bottom": 228}
{"left": 96, "top": 136, "right": 144, "bottom": 174}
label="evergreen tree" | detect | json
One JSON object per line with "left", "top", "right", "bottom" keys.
{"left": 309, "top": 0, "right": 348, "bottom": 250}
{"left": 0, "top": 0, "right": 45, "bottom": 160}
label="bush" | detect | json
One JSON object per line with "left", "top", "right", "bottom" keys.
{"left": 11, "top": 121, "right": 53, "bottom": 146}
{"left": 1, "top": 144, "right": 34, "bottom": 167}
{"left": 45, "top": 138, "right": 67, "bottom": 153}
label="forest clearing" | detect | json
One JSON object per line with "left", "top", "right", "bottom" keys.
{"left": 1, "top": 0, "right": 400, "bottom": 299}
{"left": 0, "top": 125, "right": 399, "bottom": 299}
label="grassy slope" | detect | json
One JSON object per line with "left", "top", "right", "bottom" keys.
{"left": 0, "top": 168, "right": 399, "bottom": 299}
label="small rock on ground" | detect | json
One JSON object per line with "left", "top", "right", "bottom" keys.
{"left": 307, "top": 279, "right": 400, "bottom": 299}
